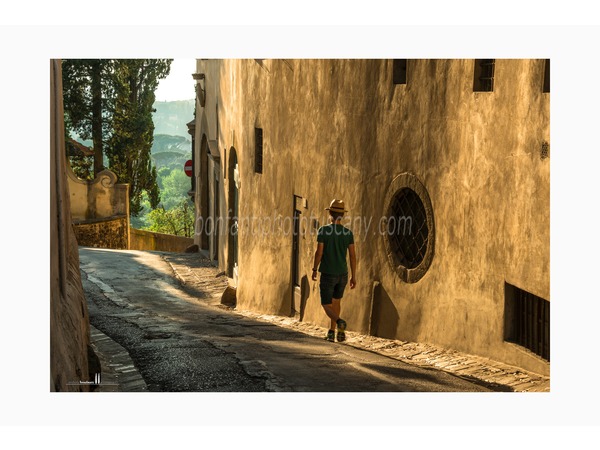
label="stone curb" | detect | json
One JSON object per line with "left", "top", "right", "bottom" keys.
{"left": 89, "top": 325, "right": 148, "bottom": 392}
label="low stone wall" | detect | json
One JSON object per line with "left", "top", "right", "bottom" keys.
{"left": 73, "top": 216, "right": 129, "bottom": 250}
{"left": 129, "top": 228, "right": 194, "bottom": 253}
{"left": 73, "top": 220, "right": 193, "bottom": 252}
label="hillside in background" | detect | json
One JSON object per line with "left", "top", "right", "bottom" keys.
{"left": 152, "top": 134, "right": 190, "bottom": 153}
{"left": 150, "top": 99, "right": 193, "bottom": 183}
{"left": 70, "top": 100, "right": 195, "bottom": 150}
{"left": 152, "top": 99, "right": 195, "bottom": 137}
{"left": 151, "top": 134, "right": 191, "bottom": 171}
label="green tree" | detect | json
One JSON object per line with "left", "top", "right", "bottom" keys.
{"left": 62, "top": 59, "right": 113, "bottom": 177}
{"left": 156, "top": 166, "right": 173, "bottom": 190}
{"left": 68, "top": 153, "right": 94, "bottom": 180}
{"left": 146, "top": 199, "right": 195, "bottom": 237}
{"left": 62, "top": 59, "right": 171, "bottom": 216}
{"left": 130, "top": 192, "right": 152, "bottom": 229}
{"left": 160, "top": 169, "right": 190, "bottom": 210}
{"left": 105, "top": 59, "right": 172, "bottom": 216}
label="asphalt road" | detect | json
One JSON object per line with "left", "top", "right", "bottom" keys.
{"left": 79, "top": 247, "right": 491, "bottom": 392}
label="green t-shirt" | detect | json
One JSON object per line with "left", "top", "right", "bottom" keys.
{"left": 317, "top": 224, "right": 354, "bottom": 275}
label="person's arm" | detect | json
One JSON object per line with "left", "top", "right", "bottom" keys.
{"left": 312, "top": 243, "right": 324, "bottom": 281}
{"left": 348, "top": 243, "right": 357, "bottom": 288}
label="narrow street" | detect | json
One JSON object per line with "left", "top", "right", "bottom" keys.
{"left": 80, "top": 246, "right": 492, "bottom": 392}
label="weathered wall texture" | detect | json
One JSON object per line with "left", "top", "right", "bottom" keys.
{"left": 67, "top": 160, "right": 130, "bottom": 250}
{"left": 193, "top": 59, "right": 550, "bottom": 375}
{"left": 50, "top": 59, "right": 91, "bottom": 391}
{"left": 73, "top": 217, "right": 129, "bottom": 250}
{"left": 67, "top": 166, "right": 129, "bottom": 222}
{"left": 130, "top": 228, "right": 194, "bottom": 253}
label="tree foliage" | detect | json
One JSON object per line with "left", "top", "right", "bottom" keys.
{"left": 106, "top": 59, "right": 171, "bottom": 216}
{"left": 62, "top": 59, "right": 113, "bottom": 176}
{"left": 68, "top": 154, "right": 95, "bottom": 180}
{"left": 62, "top": 59, "right": 172, "bottom": 216}
{"left": 159, "top": 169, "right": 191, "bottom": 210}
{"left": 146, "top": 199, "right": 195, "bottom": 238}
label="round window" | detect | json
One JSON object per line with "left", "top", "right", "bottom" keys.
{"left": 389, "top": 187, "right": 429, "bottom": 269}
{"left": 383, "top": 173, "right": 435, "bottom": 283}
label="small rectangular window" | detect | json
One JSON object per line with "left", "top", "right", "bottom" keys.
{"left": 254, "top": 127, "right": 263, "bottom": 174}
{"left": 473, "top": 59, "right": 495, "bottom": 92}
{"left": 543, "top": 59, "right": 550, "bottom": 93}
{"left": 393, "top": 59, "right": 407, "bottom": 85}
{"left": 504, "top": 282, "right": 550, "bottom": 361}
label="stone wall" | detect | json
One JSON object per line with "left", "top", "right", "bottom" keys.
{"left": 66, "top": 135, "right": 130, "bottom": 252}
{"left": 73, "top": 220, "right": 194, "bottom": 253}
{"left": 50, "top": 59, "right": 91, "bottom": 391}
{"left": 130, "top": 228, "right": 194, "bottom": 253}
{"left": 193, "top": 59, "right": 550, "bottom": 376}
{"left": 67, "top": 166, "right": 129, "bottom": 222}
{"left": 73, "top": 217, "right": 129, "bottom": 250}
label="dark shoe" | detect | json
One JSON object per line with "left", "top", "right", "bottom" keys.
{"left": 336, "top": 318, "right": 347, "bottom": 331}
{"left": 325, "top": 330, "right": 335, "bottom": 342}
{"left": 337, "top": 330, "right": 346, "bottom": 342}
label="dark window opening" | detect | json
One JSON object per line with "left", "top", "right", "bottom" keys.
{"left": 473, "top": 59, "right": 495, "bottom": 92}
{"left": 543, "top": 59, "right": 550, "bottom": 93}
{"left": 292, "top": 208, "right": 301, "bottom": 287}
{"left": 504, "top": 283, "right": 550, "bottom": 361}
{"left": 541, "top": 141, "right": 550, "bottom": 160}
{"left": 389, "top": 188, "right": 428, "bottom": 269}
{"left": 393, "top": 59, "right": 407, "bottom": 85}
{"left": 254, "top": 127, "right": 263, "bottom": 174}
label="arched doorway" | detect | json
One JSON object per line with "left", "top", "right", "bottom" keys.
{"left": 227, "top": 147, "right": 239, "bottom": 284}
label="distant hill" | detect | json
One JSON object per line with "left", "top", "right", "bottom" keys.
{"left": 151, "top": 135, "right": 191, "bottom": 170}
{"left": 70, "top": 99, "right": 195, "bottom": 174}
{"left": 152, "top": 134, "right": 191, "bottom": 154}
{"left": 152, "top": 99, "right": 195, "bottom": 137}
{"left": 70, "top": 99, "right": 195, "bottom": 144}
{"left": 151, "top": 100, "right": 194, "bottom": 172}
{"left": 151, "top": 151, "right": 191, "bottom": 171}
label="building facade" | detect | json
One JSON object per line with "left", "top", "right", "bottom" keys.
{"left": 51, "top": 59, "right": 92, "bottom": 391}
{"left": 191, "top": 59, "right": 550, "bottom": 376}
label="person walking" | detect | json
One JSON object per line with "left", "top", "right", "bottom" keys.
{"left": 312, "top": 199, "right": 357, "bottom": 342}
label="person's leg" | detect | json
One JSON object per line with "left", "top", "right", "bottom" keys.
{"left": 322, "top": 303, "right": 340, "bottom": 323}
{"left": 331, "top": 274, "right": 348, "bottom": 342}
{"left": 320, "top": 273, "right": 338, "bottom": 341}
{"left": 330, "top": 298, "right": 341, "bottom": 330}
{"left": 321, "top": 304, "right": 338, "bottom": 341}
{"left": 322, "top": 303, "right": 346, "bottom": 341}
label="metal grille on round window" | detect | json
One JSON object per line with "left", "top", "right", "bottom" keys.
{"left": 389, "top": 188, "right": 429, "bottom": 269}
{"left": 541, "top": 141, "right": 549, "bottom": 160}
{"left": 383, "top": 172, "right": 435, "bottom": 283}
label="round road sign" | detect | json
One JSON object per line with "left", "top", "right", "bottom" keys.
{"left": 184, "top": 160, "right": 193, "bottom": 177}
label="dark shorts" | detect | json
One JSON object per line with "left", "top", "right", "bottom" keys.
{"left": 319, "top": 272, "right": 349, "bottom": 305}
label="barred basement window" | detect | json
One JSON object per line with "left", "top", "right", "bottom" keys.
{"left": 473, "top": 59, "right": 495, "bottom": 92}
{"left": 504, "top": 283, "right": 550, "bottom": 361}
{"left": 254, "top": 127, "right": 263, "bottom": 174}
{"left": 383, "top": 172, "right": 435, "bottom": 283}
{"left": 393, "top": 59, "right": 407, "bottom": 85}
{"left": 543, "top": 59, "right": 550, "bottom": 93}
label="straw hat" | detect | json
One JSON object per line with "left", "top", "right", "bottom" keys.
{"left": 325, "top": 199, "right": 348, "bottom": 214}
